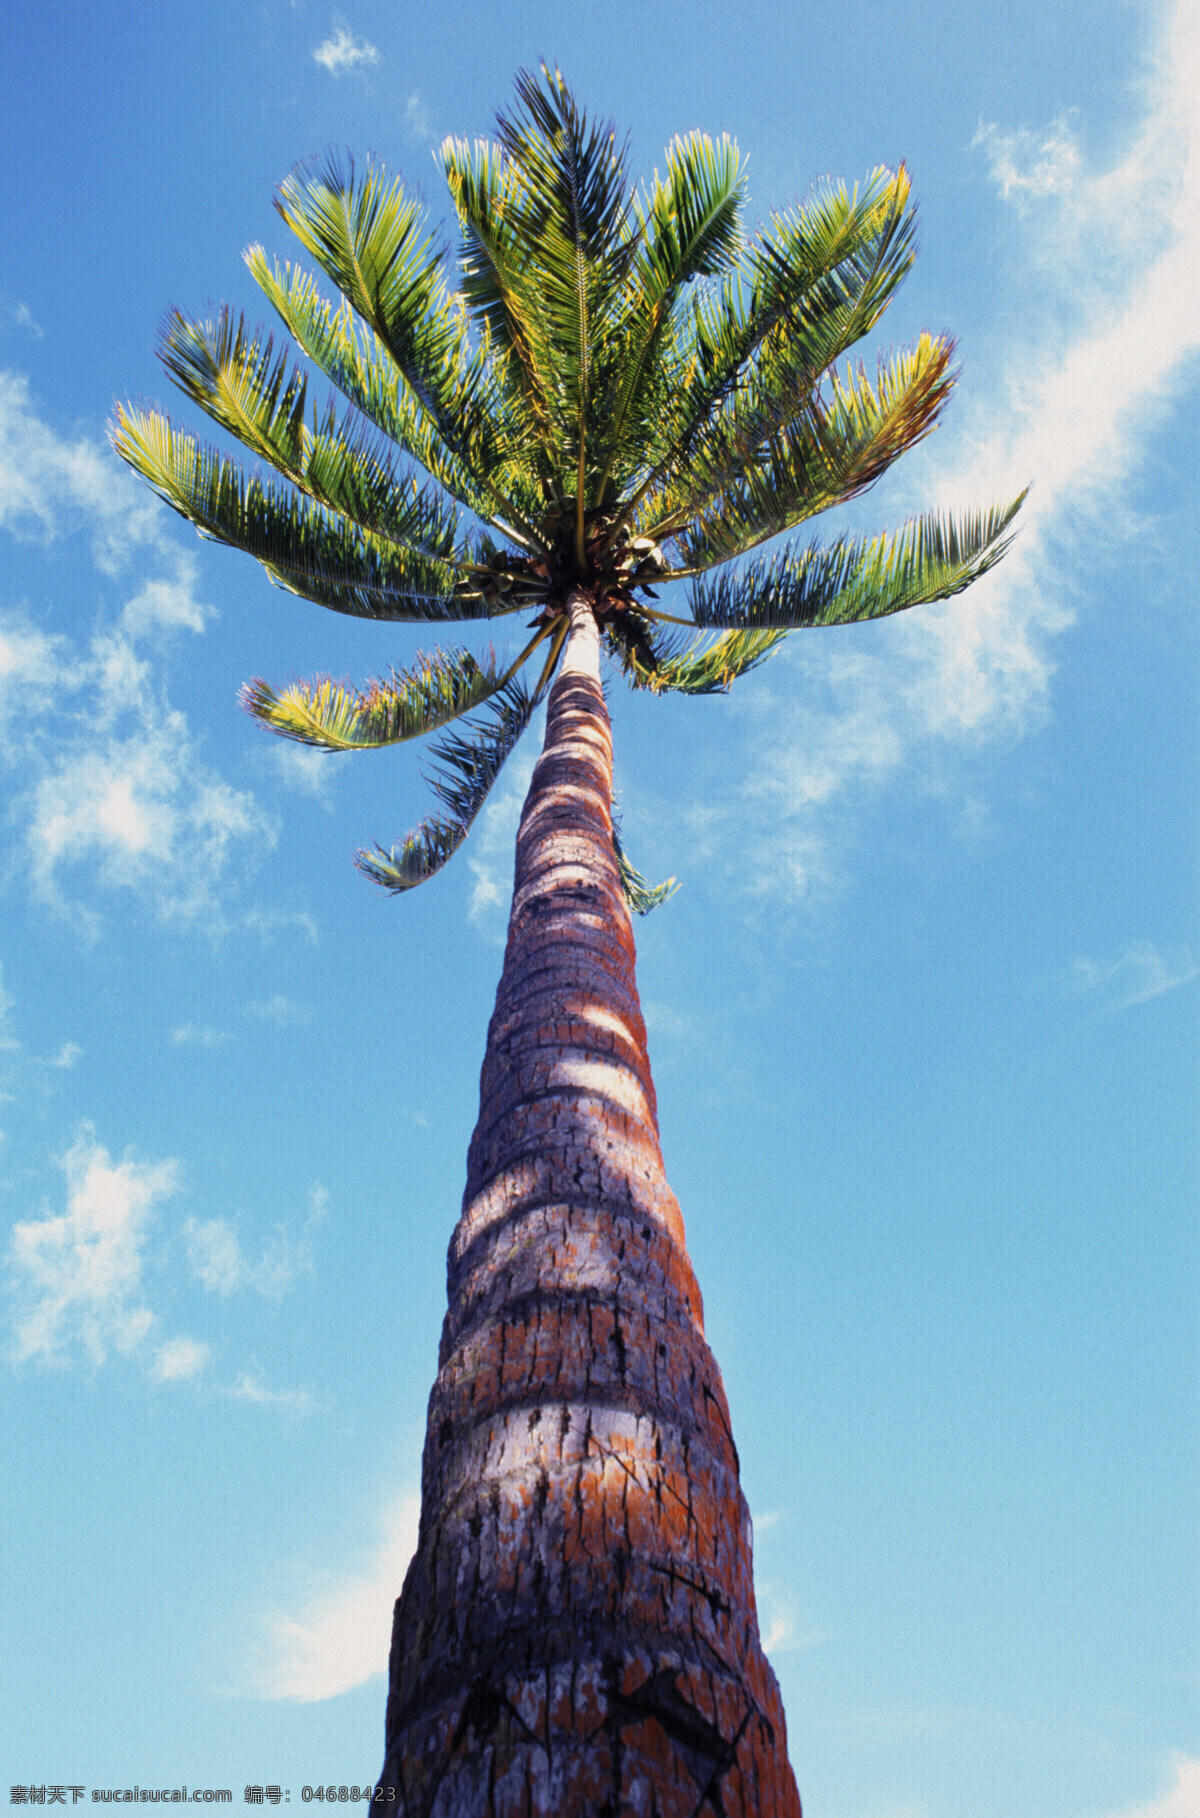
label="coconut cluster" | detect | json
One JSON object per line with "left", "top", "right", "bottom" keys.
{"left": 466, "top": 500, "right": 672, "bottom": 620}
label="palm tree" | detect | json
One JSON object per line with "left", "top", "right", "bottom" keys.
{"left": 115, "top": 68, "right": 1021, "bottom": 1817}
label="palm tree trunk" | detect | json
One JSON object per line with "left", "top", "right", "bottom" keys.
{"left": 380, "top": 589, "right": 802, "bottom": 1817}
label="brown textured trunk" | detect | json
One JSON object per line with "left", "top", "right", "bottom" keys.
{"left": 380, "top": 591, "right": 802, "bottom": 1817}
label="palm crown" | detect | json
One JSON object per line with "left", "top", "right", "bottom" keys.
{"left": 113, "top": 67, "right": 1022, "bottom": 907}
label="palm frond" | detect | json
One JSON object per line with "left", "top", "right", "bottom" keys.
{"left": 606, "top": 615, "right": 787, "bottom": 694}
{"left": 484, "top": 66, "right": 637, "bottom": 502}
{"left": 611, "top": 814, "right": 679, "bottom": 915}
{"left": 441, "top": 133, "right": 558, "bottom": 443}
{"left": 355, "top": 678, "right": 539, "bottom": 891}
{"left": 602, "top": 166, "right": 917, "bottom": 549}
{"left": 499, "top": 67, "right": 634, "bottom": 266}
{"left": 271, "top": 154, "right": 509, "bottom": 487}
{"left": 670, "top": 333, "right": 955, "bottom": 569}
{"left": 689, "top": 495, "right": 1027, "bottom": 629}
{"left": 110, "top": 405, "right": 505, "bottom": 622}
{"left": 157, "top": 307, "right": 464, "bottom": 555}
{"left": 593, "top": 132, "right": 746, "bottom": 500}
{"left": 240, "top": 649, "right": 503, "bottom": 750}
{"left": 245, "top": 249, "right": 511, "bottom": 518}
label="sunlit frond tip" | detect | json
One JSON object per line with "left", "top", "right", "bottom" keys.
{"left": 354, "top": 677, "right": 539, "bottom": 891}
{"left": 240, "top": 649, "right": 503, "bottom": 751}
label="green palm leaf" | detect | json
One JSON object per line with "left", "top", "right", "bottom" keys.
{"left": 605, "top": 617, "right": 787, "bottom": 694}
{"left": 156, "top": 307, "right": 464, "bottom": 556}
{"left": 670, "top": 333, "right": 956, "bottom": 569}
{"left": 593, "top": 132, "right": 746, "bottom": 502}
{"left": 356, "top": 678, "right": 539, "bottom": 891}
{"left": 689, "top": 496, "right": 1027, "bottom": 630}
{"left": 240, "top": 649, "right": 504, "bottom": 751}
{"left": 272, "top": 154, "right": 510, "bottom": 484}
{"left": 611, "top": 813, "right": 679, "bottom": 915}
{"left": 245, "top": 250, "right": 513, "bottom": 520}
{"left": 603, "top": 166, "right": 917, "bottom": 551}
{"left": 441, "top": 134, "right": 559, "bottom": 448}
{"left": 111, "top": 405, "right": 501, "bottom": 622}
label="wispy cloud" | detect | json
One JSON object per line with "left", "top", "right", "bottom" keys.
{"left": 25, "top": 704, "right": 270, "bottom": 937}
{"left": 226, "top": 1371, "right": 317, "bottom": 1415}
{"left": 755, "top": 1579, "right": 829, "bottom": 1657}
{"left": 267, "top": 741, "right": 336, "bottom": 799}
{"left": 5, "top": 1127, "right": 207, "bottom": 1380}
{"left": 244, "top": 994, "right": 313, "bottom": 1028}
{"left": 242, "top": 906, "right": 319, "bottom": 944}
{"left": 4, "top": 1129, "right": 330, "bottom": 1398}
{"left": 698, "top": 0, "right": 1200, "bottom": 902}
{"left": 0, "top": 371, "right": 159, "bottom": 571}
{"left": 0, "top": 962, "right": 17, "bottom": 1055}
{"left": 171, "top": 1023, "right": 228, "bottom": 1047}
{"left": 642, "top": 1000, "right": 692, "bottom": 1041}
{"left": 973, "top": 114, "right": 1081, "bottom": 206}
{"left": 312, "top": 23, "right": 379, "bottom": 75}
{"left": 254, "top": 1494, "right": 420, "bottom": 1699}
{"left": 1073, "top": 941, "right": 1198, "bottom": 1009}
{"left": 13, "top": 304, "right": 43, "bottom": 340}
{"left": 185, "top": 1185, "right": 325, "bottom": 1301}
{"left": 403, "top": 93, "right": 432, "bottom": 145}
{"left": 120, "top": 563, "right": 212, "bottom": 637}
{"left": 0, "top": 384, "right": 277, "bottom": 937}
{"left": 152, "top": 1335, "right": 210, "bottom": 1381}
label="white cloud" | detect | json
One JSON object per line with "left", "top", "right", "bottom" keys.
{"left": 5, "top": 1134, "right": 326, "bottom": 1394}
{"left": 226, "top": 1371, "right": 317, "bottom": 1415}
{"left": 25, "top": 704, "right": 271, "bottom": 935}
{"left": 973, "top": 114, "right": 1082, "bottom": 205}
{"left": 642, "top": 1000, "right": 691, "bottom": 1041}
{"left": 0, "top": 388, "right": 277, "bottom": 936}
{"left": 0, "top": 371, "right": 160, "bottom": 571}
{"left": 312, "top": 24, "right": 379, "bottom": 75}
{"left": 0, "top": 610, "right": 72, "bottom": 727}
{"left": 243, "top": 907, "right": 319, "bottom": 944}
{"left": 0, "top": 961, "right": 17, "bottom": 1054}
{"left": 184, "top": 1217, "right": 245, "bottom": 1295}
{"left": 171, "top": 1023, "right": 228, "bottom": 1047}
{"left": 751, "top": 1507, "right": 784, "bottom": 1532}
{"left": 1073, "top": 942, "right": 1198, "bottom": 1008}
{"left": 707, "top": 0, "right": 1200, "bottom": 902}
{"left": 268, "top": 741, "right": 335, "bottom": 799}
{"left": 153, "top": 1335, "right": 209, "bottom": 1381}
{"left": 403, "top": 93, "right": 432, "bottom": 144}
{"left": 244, "top": 994, "right": 313, "bottom": 1027}
{"left": 120, "top": 561, "right": 212, "bottom": 637}
{"left": 753, "top": 1580, "right": 829, "bottom": 1658}
{"left": 5, "top": 1129, "right": 195, "bottom": 1370}
{"left": 40, "top": 1042, "right": 82, "bottom": 1069}
{"left": 13, "top": 304, "right": 43, "bottom": 340}
{"left": 1091, "top": 1758, "right": 1200, "bottom": 1818}
{"left": 185, "top": 1186, "right": 323, "bottom": 1301}
{"left": 255, "top": 1494, "right": 420, "bottom": 1699}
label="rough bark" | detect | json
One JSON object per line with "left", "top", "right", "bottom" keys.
{"left": 380, "top": 592, "right": 802, "bottom": 1817}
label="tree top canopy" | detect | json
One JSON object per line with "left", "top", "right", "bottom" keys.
{"left": 113, "top": 65, "right": 1023, "bottom": 902}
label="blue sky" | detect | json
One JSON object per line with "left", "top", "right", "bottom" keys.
{"left": 0, "top": 3, "right": 1196, "bottom": 1815}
